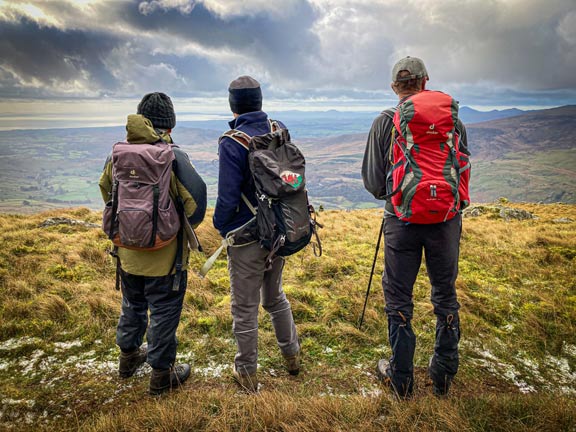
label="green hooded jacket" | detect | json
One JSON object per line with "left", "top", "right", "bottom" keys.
{"left": 99, "top": 114, "right": 207, "bottom": 276}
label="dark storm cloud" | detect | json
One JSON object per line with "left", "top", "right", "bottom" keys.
{"left": 118, "top": 1, "right": 320, "bottom": 83}
{"left": 0, "top": 18, "right": 119, "bottom": 96}
{"left": 0, "top": 0, "right": 321, "bottom": 99}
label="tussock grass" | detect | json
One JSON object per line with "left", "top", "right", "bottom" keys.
{"left": 83, "top": 391, "right": 575, "bottom": 432}
{"left": 0, "top": 204, "right": 575, "bottom": 431}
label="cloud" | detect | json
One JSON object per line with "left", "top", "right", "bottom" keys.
{"left": 308, "top": 0, "right": 576, "bottom": 93}
{"left": 0, "top": 17, "right": 118, "bottom": 97}
{"left": 120, "top": 1, "right": 321, "bottom": 86}
{"left": 138, "top": 0, "right": 196, "bottom": 15}
{"left": 0, "top": 0, "right": 574, "bottom": 107}
{"left": 137, "top": 0, "right": 305, "bottom": 19}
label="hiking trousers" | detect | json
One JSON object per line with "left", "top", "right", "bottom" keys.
{"left": 382, "top": 214, "right": 461, "bottom": 393}
{"left": 228, "top": 242, "right": 300, "bottom": 376}
{"left": 116, "top": 270, "right": 187, "bottom": 370}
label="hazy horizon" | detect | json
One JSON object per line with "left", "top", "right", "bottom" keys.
{"left": 0, "top": 98, "right": 567, "bottom": 132}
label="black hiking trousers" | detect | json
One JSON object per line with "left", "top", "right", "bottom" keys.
{"left": 382, "top": 214, "right": 461, "bottom": 394}
{"left": 116, "top": 270, "right": 187, "bottom": 370}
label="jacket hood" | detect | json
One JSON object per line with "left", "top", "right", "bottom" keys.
{"left": 126, "top": 114, "right": 172, "bottom": 144}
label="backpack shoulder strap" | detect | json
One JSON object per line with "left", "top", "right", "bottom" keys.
{"left": 381, "top": 108, "right": 396, "bottom": 120}
{"left": 381, "top": 108, "right": 397, "bottom": 163}
{"left": 221, "top": 129, "right": 252, "bottom": 150}
{"left": 221, "top": 119, "right": 279, "bottom": 150}
{"left": 241, "top": 193, "right": 257, "bottom": 216}
{"left": 268, "top": 119, "right": 280, "bottom": 132}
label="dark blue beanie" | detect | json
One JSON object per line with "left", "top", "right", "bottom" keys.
{"left": 228, "top": 76, "right": 262, "bottom": 115}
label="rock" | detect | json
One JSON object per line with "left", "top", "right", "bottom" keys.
{"left": 463, "top": 205, "right": 500, "bottom": 218}
{"left": 39, "top": 217, "right": 100, "bottom": 229}
{"left": 552, "top": 218, "right": 573, "bottom": 224}
{"left": 499, "top": 207, "right": 535, "bottom": 221}
{"left": 463, "top": 205, "right": 536, "bottom": 221}
{"left": 463, "top": 206, "right": 484, "bottom": 218}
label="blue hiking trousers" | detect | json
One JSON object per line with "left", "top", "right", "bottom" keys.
{"left": 116, "top": 270, "right": 187, "bottom": 370}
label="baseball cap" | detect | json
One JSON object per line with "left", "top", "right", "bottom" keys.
{"left": 391, "top": 56, "right": 429, "bottom": 82}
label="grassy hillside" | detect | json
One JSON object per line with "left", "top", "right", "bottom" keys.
{"left": 0, "top": 204, "right": 575, "bottom": 431}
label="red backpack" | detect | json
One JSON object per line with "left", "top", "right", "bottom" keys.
{"left": 387, "top": 90, "right": 470, "bottom": 224}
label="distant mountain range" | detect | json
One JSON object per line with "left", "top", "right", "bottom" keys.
{"left": 459, "top": 107, "right": 527, "bottom": 124}
{"left": 176, "top": 106, "right": 531, "bottom": 138}
{"left": 0, "top": 105, "right": 574, "bottom": 213}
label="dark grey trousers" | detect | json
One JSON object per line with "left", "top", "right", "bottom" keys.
{"left": 228, "top": 243, "right": 299, "bottom": 375}
{"left": 382, "top": 214, "right": 462, "bottom": 392}
{"left": 116, "top": 270, "right": 187, "bottom": 370}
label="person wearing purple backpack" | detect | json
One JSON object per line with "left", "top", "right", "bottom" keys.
{"left": 99, "top": 92, "right": 207, "bottom": 395}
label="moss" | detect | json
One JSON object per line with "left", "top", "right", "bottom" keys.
{"left": 46, "top": 263, "right": 95, "bottom": 282}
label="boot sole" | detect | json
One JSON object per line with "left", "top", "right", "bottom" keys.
{"left": 149, "top": 386, "right": 171, "bottom": 395}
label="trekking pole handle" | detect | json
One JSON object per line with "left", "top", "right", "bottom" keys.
{"left": 358, "top": 217, "right": 385, "bottom": 330}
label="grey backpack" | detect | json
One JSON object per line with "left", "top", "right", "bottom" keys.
{"left": 223, "top": 125, "right": 322, "bottom": 263}
{"left": 102, "top": 141, "right": 181, "bottom": 250}
{"left": 200, "top": 123, "right": 322, "bottom": 277}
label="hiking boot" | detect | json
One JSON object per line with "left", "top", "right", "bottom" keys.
{"left": 283, "top": 351, "right": 301, "bottom": 376}
{"left": 376, "top": 359, "right": 394, "bottom": 388}
{"left": 428, "top": 359, "right": 452, "bottom": 397}
{"left": 118, "top": 345, "right": 148, "bottom": 378}
{"left": 149, "top": 363, "right": 191, "bottom": 395}
{"left": 376, "top": 359, "right": 413, "bottom": 399}
{"left": 232, "top": 365, "right": 258, "bottom": 393}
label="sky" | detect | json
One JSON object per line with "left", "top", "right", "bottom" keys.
{"left": 0, "top": 0, "right": 575, "bottom": 129}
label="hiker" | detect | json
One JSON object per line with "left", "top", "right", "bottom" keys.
{"left": 362, "top": 57, "right": 471, "bottom": 398}
{"left": 99, "top": 92, "right": 207, "bottom": 395}
{"left": 213, "top": 76, "right": 301, "bottom": 392}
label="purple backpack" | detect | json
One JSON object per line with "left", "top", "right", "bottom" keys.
{"left": 103, "top": 141, "right": 180, "bottom": 250}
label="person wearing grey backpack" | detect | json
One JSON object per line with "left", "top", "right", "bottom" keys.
{"left": 213, "top": 76, "right": 301, "bottom": 392}
{"left": 99, "top": 92, "right": 207, "bottom": 395}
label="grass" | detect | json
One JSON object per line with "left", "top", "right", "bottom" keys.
{"left": 0, "top": 203, "right": 575, "bottom": 431}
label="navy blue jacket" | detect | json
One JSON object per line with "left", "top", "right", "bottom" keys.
{"left": 213, "top": 111, "right": 285, "bottom": 237}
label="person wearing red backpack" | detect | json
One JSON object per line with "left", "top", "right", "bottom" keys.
{"left": 362, "top": 57, "right": 471, "bottom": 398}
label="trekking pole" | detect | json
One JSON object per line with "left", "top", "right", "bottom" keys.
{"left": 358, "top": 217, "right": 384, "bottom": 330}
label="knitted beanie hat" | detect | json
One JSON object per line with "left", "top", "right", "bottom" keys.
{"left": 228, "top": 76, "right": 263, "bottom": 115}
{"left": 137, "top": 92, "right": 176, "bottom": 129}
